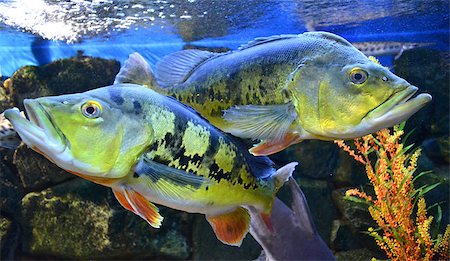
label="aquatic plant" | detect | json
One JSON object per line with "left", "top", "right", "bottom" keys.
{"left": 335, "top": 124, "right": 450, "bottom": 261}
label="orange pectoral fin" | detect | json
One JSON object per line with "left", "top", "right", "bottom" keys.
{"left": 249, "top": 133, "right": 302, "bottom": 156}
{"left": 112, "top": 187, "right": 163, "bottom": 228}
{"left": 206, "top": 207, "right": 250, "bottom": 247}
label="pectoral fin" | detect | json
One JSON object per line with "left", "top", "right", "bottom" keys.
{"left": 249, "top": 132, "right": 302, "bottom": 156}
{"left": 206, "top": 207, "right": 250, "bottom": 247}
{"left": 113, "top": 186, "right": 163, "bottom": 228}
{"left": 222, "top": 103, "right": 297, "bottom": 142}
{"left": 134, "top": 156, "right": 210, "bottom": 200}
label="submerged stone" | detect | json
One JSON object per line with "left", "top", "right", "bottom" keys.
{"left": 335, "top": 248, "right": 382, "bottom": 261}
{"left": 296, "top": 177, "right": 338, "bottom": 246}
{"left": 13, "top": 143, "right": 74, "bottom": 190}
{"left": 0, "top": 155, "right": 23, "bottom": 217}
{"left": 273, "top": 140, "right": 339, "bottom": 179}
{"left": 20, "top": 179, "right": 191, "bottom": 259}
{"left": 395, "top": 49, "right": 449, "bottom": 142}
{"left": 331, "top": 188, "right": 375, "bottom": 233}
{"left": 9, "top": 55, "right": 120, "bottom": 109}
{"left": 0, "top": 216, "right": 20, "bottom": 260}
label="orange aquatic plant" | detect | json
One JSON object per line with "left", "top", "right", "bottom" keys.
{"left": 335, "top": 124, "right": 450, "bottom": 261}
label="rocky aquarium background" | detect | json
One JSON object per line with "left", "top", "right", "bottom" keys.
{"left": 0, "top": 0, "right": 448, "bottom": 259}
{"left": 0, "top": 46, "right": 448, "bottom": 260}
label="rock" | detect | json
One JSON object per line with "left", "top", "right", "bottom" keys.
{"left": 0, "top": 78, "right": 14, "bottom": 112}
{"left": 191, "top": 214, "right": 261, "bottom": 260}
{"left": 10, "top": 56, "right": 120, "bottom": 109}
{"left": 395, "top": 49, "right": 449, "bottom": 142}
{"left": 0, "top": 155, "right": 23, "bottom": 216}
{"left": 331, "top": 188, "right": 375, "bottom": 233}
{"left": 335, "top": 248, "right": 383, "bottom": 261}
{"left": 330, "top": 220, "right": 363, "bottom": 251}
{"left": 272, "top": 140, "right": 339, "bottom": 179}
{"left": 296, "top": 177, "right": 338, "bottom": 245}
{"left": 21, "top": 179, "right": 191, "bottom": 259}
{"left": 13, "top": 143, "right": 74, "bottom": 190}
{"left": 333, "top": 150, "right": 369, "bottom": 186}
{"left": 0, "top": 216, "right": 20, "bottom": 260}
{"left": 422, "top": 136, "right": 450, "bottom": 165}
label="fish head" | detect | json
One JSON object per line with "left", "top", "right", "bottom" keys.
{"left": 290, "top": 56, "right": 432, "bottom": 139}
{"left": 4, "top": 86, "right": 153, "bottom": 181}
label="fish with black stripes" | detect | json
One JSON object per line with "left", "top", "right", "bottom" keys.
{"left": 4, "top": 84, "right": 297, "bottom": 246}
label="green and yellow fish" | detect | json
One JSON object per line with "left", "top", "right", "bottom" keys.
{"left": 117, "top": 32, "right": 432, "bottom": 156}
{"left": 4, "top": 84, "right": 297, "bottom": 246}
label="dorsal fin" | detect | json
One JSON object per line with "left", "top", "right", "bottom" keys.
{"left": 238, "top": 34, "right": 300, "bottom": 50}
{"left": 303, "top": 31, "right": 353, "bottom": 47}
{"left": 114, "top": 52, "right": 156, "bottom": 87}
{"left": 155, "top": 49, "right": 218, "bottom": 87}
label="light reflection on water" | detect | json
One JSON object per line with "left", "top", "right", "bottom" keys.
{"left": 0, "top": 0, "right": 447, "bottom": 76}
{"left": 0, "top": 0, "right": 447, "bottom": 43}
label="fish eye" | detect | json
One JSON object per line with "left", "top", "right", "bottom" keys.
{"left": 81, "top": 101, "right": 102, "bottom": 118}
{"left": 349, "top": 69, "right": 368, "bottom": 84}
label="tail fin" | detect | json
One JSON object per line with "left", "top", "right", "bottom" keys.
{"left": 273, "top": 162, "right": 298, "bottom": 191}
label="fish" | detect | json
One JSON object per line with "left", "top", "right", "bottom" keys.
{"left": 115, "top": 31, "right": 432, "bottom": 156}
{"left": 4, "top": 84, "right": 298, "bottom": 247}
{"left": 250, "top": 177, "right": 335, "bottom": 260}
{"left": 0, "top": 112, "right": 22, "bottom": 149}
{"left": 352, "top": 41, "right": 433, "bottom": 60}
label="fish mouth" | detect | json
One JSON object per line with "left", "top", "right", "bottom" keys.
{"left": 4, "top": 100, "right": 67, "bottom": 156}
{"left": 361, "top": 85, "right": 432, "bottom": 132}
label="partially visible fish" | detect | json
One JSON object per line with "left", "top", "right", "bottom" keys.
{"left": 352, "top": 41, "right": 433, "bottom": 60}
{"left": 0, "top": 112, "right": 22, "bottom": 149}
{"left": 250, "top": 177, "right": 335, "bottom": 260}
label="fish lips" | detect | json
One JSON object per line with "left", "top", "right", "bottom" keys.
{"left": 4, "top": 99, "right": 67, "bottom": 155}
{"left": 363, "top": 85, "right": 432, "bottom": 130}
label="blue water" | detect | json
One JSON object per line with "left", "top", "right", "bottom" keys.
{"left": 0, "top": 0, "right": 448, "bottom": 76}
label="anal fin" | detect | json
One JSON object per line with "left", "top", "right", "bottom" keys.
{"left": 206, "top": 207, "right": 250, "bottom": 247}
{"left": 113, "top": 186, "right": 163, "bottom": 228}
{"left": 249, "top": 132, "right": 302, "bottom": 156}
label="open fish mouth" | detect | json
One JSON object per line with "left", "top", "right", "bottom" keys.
{"left": 4, "top": 99, "right": 67, "bottom": 155}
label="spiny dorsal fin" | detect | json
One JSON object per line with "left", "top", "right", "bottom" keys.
{"left": 238, "top": 34, "right": 301, "bottom": 50}
{"left": 114, "top": 52, "right": 156, "bottom": 87}
{"left": 303, "top": 31, "right": 353, "bottom": 47}
{"left": 155, "top": 49, "right": 218, "bottom": 87}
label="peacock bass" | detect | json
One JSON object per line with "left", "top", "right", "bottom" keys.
{"left": 4, "top": 84, "right": 297, "bottom": 246}
{"left": 116, "top": 31, "right": 432, "bottom": 156}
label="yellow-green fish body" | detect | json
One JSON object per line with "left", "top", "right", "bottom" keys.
{"left": 4, "top": 84, "right": 296, "bottom": 246}
{"left": 121, "top": 32, "right": 431, "bottom": 155}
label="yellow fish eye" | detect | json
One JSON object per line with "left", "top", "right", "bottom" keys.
{"left": 81, "top": 100, "right": 102, "bottom": 118}
{"left": 349, "top": 68, "right": 368, "bottom": 84}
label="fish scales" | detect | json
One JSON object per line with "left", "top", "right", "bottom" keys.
{"left": 145, "top": 32, "right": 431, "bottom": 155}
{"left": 161, "top": 34, "right": 359, "bottom": 128}
{"left": 141, "top": 101, "right": 260, "bottom": 189}
{"left": 4, "top": 83, "right": 299, "bottom": 246}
